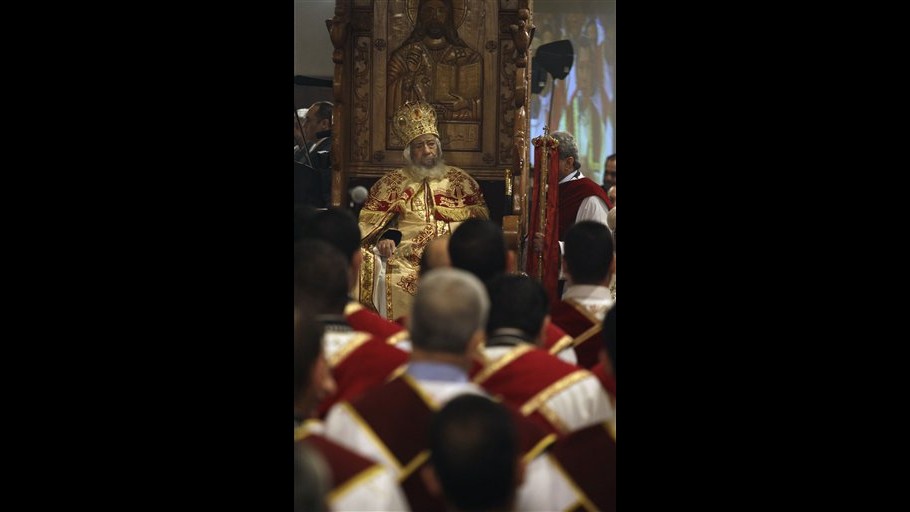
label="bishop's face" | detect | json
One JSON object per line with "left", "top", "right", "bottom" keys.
{"left": 410, "top": 134, "right": 439, "bottom": 169}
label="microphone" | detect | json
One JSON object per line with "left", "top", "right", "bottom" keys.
{"left": 350, "top": 186, "right": 369, "bottom": 204}
{"left": 349, "top": 186, "right": 369, "bottom": 214}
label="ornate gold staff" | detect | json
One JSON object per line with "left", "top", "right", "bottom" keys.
{"left": 533, "top": 126, "right": 555, "bottom": 280}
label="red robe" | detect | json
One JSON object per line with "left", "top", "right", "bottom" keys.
{"left": 471, "top": 345, "right": 589, "bottom": 435}
{"left": 542, "top": 322, "right": 575, "bottom": 357}
{"left": 350, "top": 375, "right": 554, "bottom": 512}
{"left": 590, "top": 360, "right": 616, "bottom": 401}
{"left": 316, "top": 333, "right": 409, "bottom": 418}
{"left": 296, "top": 431, "right": 378, "bottom": 498}
{"left": 469, "top": 324, "right": 574, "bottom": 378}
{"left": 550, "top": 299, "right": 604, "bottom": 369}
{"left": 558, "top": 177, "right": 611, "bottom": 240}
{"left": 345, "top": 301, "right": 408, "bottom": 343}
{"left": 549, "top": 423, "right": 616, "bottom": 512}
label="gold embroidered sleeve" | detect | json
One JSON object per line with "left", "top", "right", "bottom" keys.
{"left": 359, "top": 170, "right": 411, "bottom": 246}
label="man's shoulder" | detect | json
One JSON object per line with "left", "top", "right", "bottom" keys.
{"left": 565, "top": 176, "right": 609, "bottom": 197}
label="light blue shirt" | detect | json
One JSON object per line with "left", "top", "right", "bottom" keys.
{"left": 406, "top": 361, "right": 468, "bottom": 383}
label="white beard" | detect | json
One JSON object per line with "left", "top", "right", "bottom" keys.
{"left": 404, "top": 161, "right": 447, "bottom": 180}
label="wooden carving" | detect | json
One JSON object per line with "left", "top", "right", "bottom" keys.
{"left": 330, "top": 0, "right": 534, "bottom": 197}
{"left": 387, "top": 0, "right": 483, "bottom": 151}
{"left": 327, "top": 5, "right": 350, "bottom": 206}
{"left": 352, "top": 36, "right": 372, "bottom": 162}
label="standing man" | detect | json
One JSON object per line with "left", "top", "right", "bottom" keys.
{"left": 534, "top": 131, "right": 611, "bottom": 296}
{"left": 358, "top": 101, "right": 488, "bottom": 319}
{"left": 552, "top": 131, "right": 611, "bottom": 240}
{"left": 296, "top": 101, "right": 333, "bottom": 208}
{"left": 550, "top": 221, "right": 615, "bottom": 369}
{"left": 602, "top": 153, "right": 616, "bottom": 209}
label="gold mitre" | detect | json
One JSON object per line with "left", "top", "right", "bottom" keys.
{"left": 392, "top": 101, "right": 439, "bottom": 146}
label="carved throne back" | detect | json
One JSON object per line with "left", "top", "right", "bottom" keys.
{"left": 326, "top": 0, "right": 535, "bottom": 225}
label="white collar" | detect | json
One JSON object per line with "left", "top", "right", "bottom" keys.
{"left": 558, "top": 170, "right": 583, "bottom": 184}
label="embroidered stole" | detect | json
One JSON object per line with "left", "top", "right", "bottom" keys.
{"left": 297, "top": 433, "right": 380, "bottom": 502}
{"left": 558, "top": 178, "right": 610, "bottom": 240}
{"left": 351, "top": 377, "right": 444, "bottom": 511}
{"left": 543, "top": 322, "right": 575, "bottom": 357}
{"left": 550, "top": 300, "right": 603, "bottom": 369}
{"left": 351, "top": 376, "right": 555, "bottom": 511}
{"left": 345, "top": 302, "right": 406, "bottom": 340}
{"left": 316, "top": 333, "right": 409, "bottom": 418}
{"left": 473, "top": 346, "right": 588, "bottom": 435}
{"left": 549, "top": 423, "right": 616, "bottom": 512}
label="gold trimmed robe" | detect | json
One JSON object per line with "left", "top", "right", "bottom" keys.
{"left": 357, "top": 166, "right": 488, "bottom": 318}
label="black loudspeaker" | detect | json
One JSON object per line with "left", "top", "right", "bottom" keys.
{"left": 535, "top": 40, "right": 574, "bottom": 80}
{"left": 531, "top": 56, "right": 548, "bottom": 95}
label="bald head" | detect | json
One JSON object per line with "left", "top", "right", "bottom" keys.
{"left": 420, "top": 235, "right": 451, "bottom": 277}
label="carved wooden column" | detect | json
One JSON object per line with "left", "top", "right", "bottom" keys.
{"left": 503, "top": 2, "right": 534, "bottom": 260}
{"left": 326, "top": 4, "right": 350, "bottom": 207}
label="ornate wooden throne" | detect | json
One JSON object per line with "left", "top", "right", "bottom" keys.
{"left": 325, "top": 0, "right": 536, "bottom": 229}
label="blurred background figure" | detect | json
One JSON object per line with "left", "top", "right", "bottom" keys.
{"left": 294, "top": 442, "right": 330, "bottom": 512}
{"left": 424, "top": 394, "right": 522, "bottom": 512}
{"left": 294, "top": 237, "right": 408, "bottom": 417}
{"left": 449, "top": 219, "right": 576, "bottom": 364}
{"left": 294, "top": 101, "right": 334, "bottom": 209}
{"left": 294, "top": 307, "right": 409, "bottom": 511}
{"left": 550, "top": 221, "right": 615, "bottom": 369}
{"left": 294, "top": 108, "right": 309, "bottom": 164}
{"left": 602, "top": 153, "right": 616, "bottom": 208}
{"left": 473, "top": 274, "right": 614, "bottom": 436}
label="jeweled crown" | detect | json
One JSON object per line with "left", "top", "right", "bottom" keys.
{"left": 392, "top": 101, "right": 439, "bottom": 147}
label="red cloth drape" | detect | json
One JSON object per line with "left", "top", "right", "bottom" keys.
{"left": 525, "top": 137, "right": 561, "bottom": 306}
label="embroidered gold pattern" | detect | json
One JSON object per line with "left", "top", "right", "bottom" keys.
{"left": 358, "top": 167, "right": 488, "bottom": 324}
{"left": 406, "top": 224, "right": 436, "bottom": 267}
{"left": 386, "top": 258, "right": 395, "bottom": 319}
{"left": 361, "top": 250, "right": 375, "bottom": 311}
{"left": 397, "top": 270, "right": 419, "bottom": 296}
